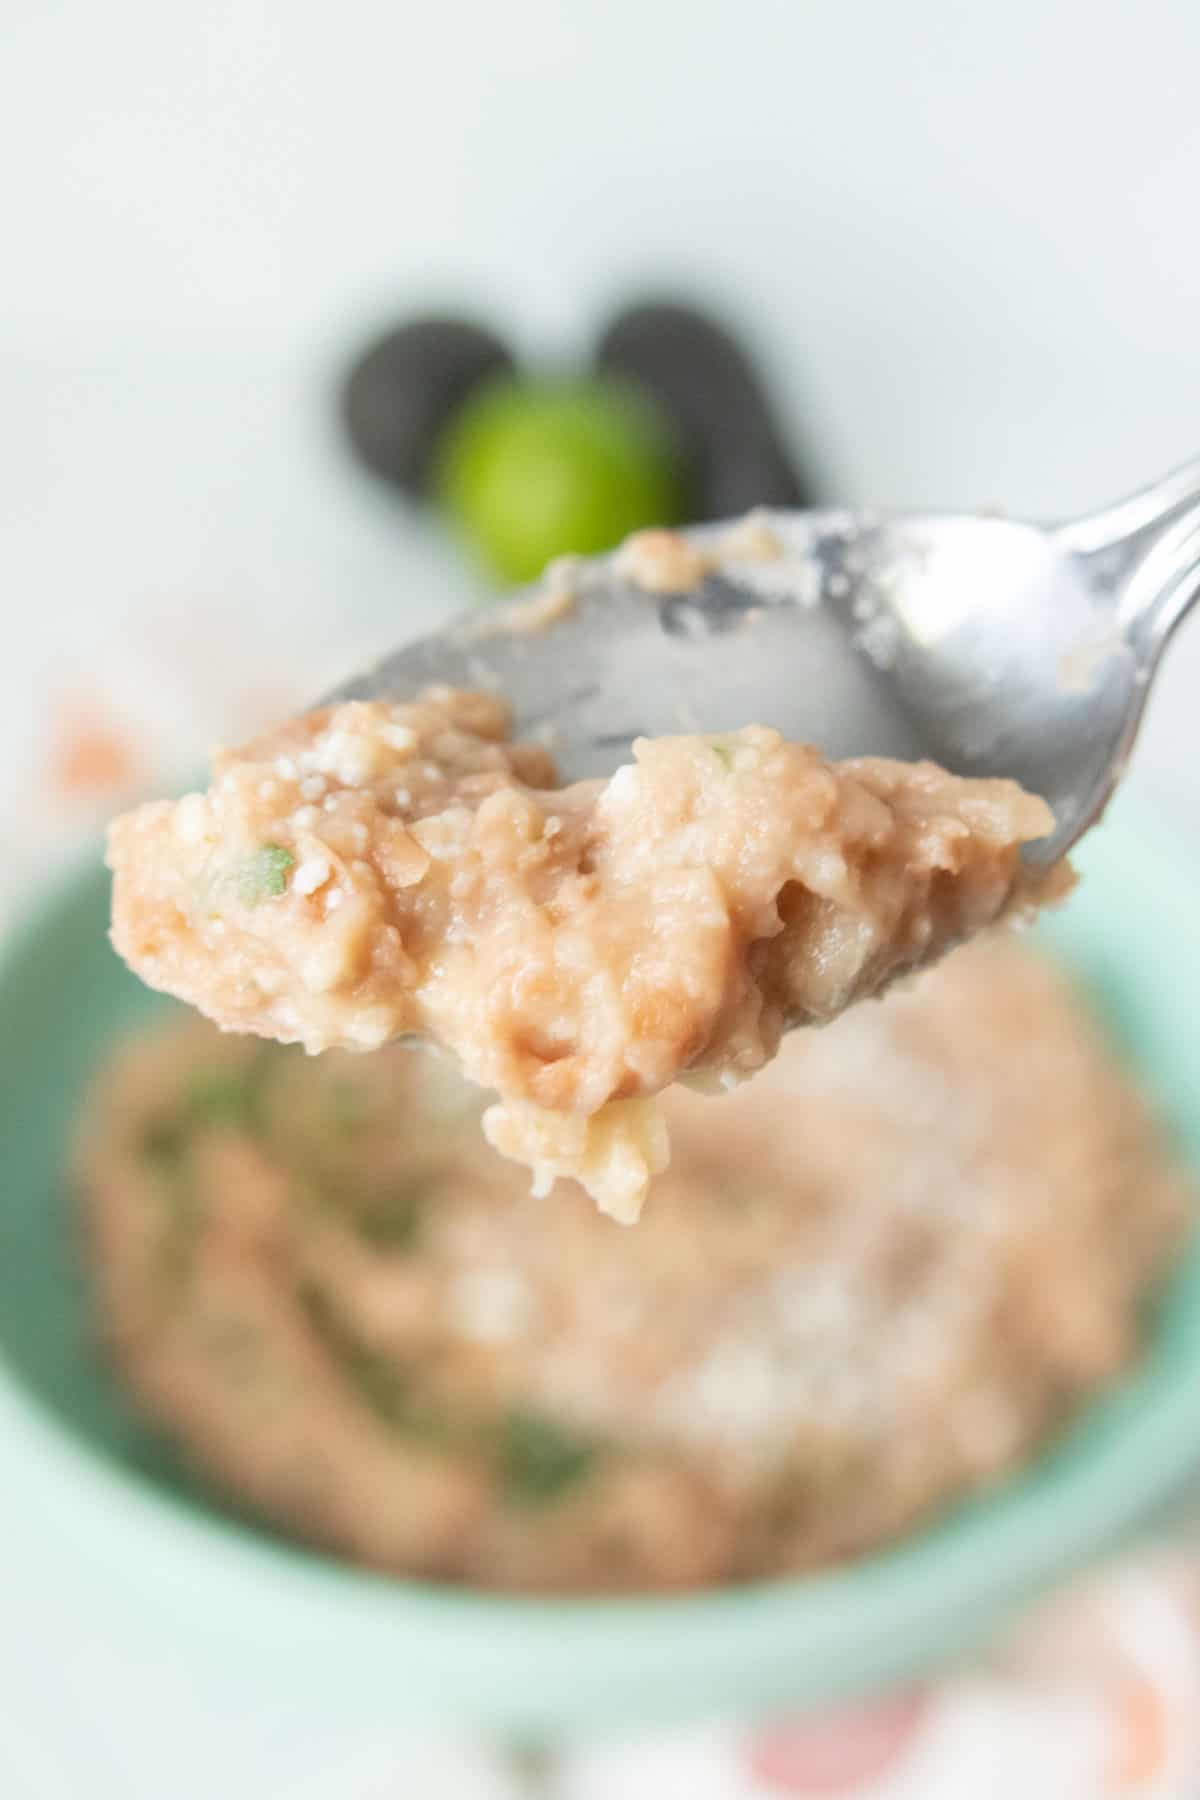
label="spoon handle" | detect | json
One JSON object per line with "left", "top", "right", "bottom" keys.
{"left": 1116, "top": 500, "right": 1200, "bottom": 664}
{"left": 1059, "top": 455, "right": 1200, "bottom": 557}
{"left": 1059, "top": 457, "right": 1200, "bottom": 664}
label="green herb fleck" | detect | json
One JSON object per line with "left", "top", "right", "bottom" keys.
{"left": 496, "top": 1409, "right": 596, "bottom": 1505}
{"left": 300, "top": 1290, "right": 600, "bottom": 1495}
{"left": 238, "top": 843, "right": 295, "bottom": 906}
{"left": 350, "top": 1180, "right": 431, "bottom": 1251}
{"left": 301, "top": 1283, "right": 411, "bottom": 1429}
{"left": 184, "top": 1068, "right": 259, "bottom": 1133}
{"left": 136, "top": 1050, "right": 276, "bottom": 1291}
{"left": 139, "top": 1053, "right": 273, "bottom": 1168}
{"left": 158, "top": 1176, "right": 202, "bottom": 1290}
{"left": 138, "top": 1110, "right": 201, "bottom": 1285}
{"left": 139, "top": 1114, "right": 188, "bottom": 1167}
{"left": 711, "top": 740, "right": 734, "bottom": 770}
{"left": 138, "top": 1132, "right": 201, "bottom": 1289}
{"left": 301, "top": 1166, "right": 432, "bottom": 1252}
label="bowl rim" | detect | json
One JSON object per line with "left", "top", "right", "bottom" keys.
{"left": 2, "top": 807, "right": 1200, "bottom": 1728}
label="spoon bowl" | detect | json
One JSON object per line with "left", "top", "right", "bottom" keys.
{"left": 331, "top": 459, "right": 1200, "bottom": 865}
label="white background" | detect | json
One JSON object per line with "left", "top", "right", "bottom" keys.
{"left": 3, "top": 2, "right": 1200, "bottom": 1793}
{"left": 4, "top": 0, "right": 1200, "bottom": 823}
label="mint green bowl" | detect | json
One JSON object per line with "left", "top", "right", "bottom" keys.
{"left": 1, "top": 809, "right": 1199, "bottom": 1733}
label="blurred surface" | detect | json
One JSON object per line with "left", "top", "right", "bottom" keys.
{"left": 5, "top": 0, "right": 1200, "bottom": 847}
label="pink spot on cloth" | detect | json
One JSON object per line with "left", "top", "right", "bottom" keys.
{"left": 745, "top": 1689, "right": 928, "bottom": 1792}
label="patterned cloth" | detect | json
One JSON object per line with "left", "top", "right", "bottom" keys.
{"left": 560, "top": 1560, "right": 1200, "bottom": 1797}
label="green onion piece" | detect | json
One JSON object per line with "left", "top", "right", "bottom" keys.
{"left": 238, "top": 843, "right": 295, "bottom": 905}
{"left": 496, "top": 1408, "right": 596, "bottom": 1505}
{"left": 184, "top": 1069, "right": 259, "bottom": 1132}
{"left": 301, "top": 1283, "right": 411, "bottom": 1429}
{"left": 350, "top": 1181, "right": 430, "bottom": 1251}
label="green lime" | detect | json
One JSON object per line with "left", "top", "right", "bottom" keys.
{"left": 434, "top": 375, "right": 687, "bottom": 585}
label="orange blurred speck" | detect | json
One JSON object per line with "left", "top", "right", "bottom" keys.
{"left": 1108, "top": 1675, "right": 1168, "bottom": 1790}
{"left": 49, "top": 700, "right": 142, "bottom": 800}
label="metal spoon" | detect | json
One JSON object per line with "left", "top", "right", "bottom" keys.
{"left": 329, "top": 457, "right": 1200, "bottom": 866}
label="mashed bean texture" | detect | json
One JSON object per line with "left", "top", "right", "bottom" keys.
{"left": 78, "top": 937, "right": 1188, "bottom": 1592}
{"left": 109, "top": 690, "right": 1067, "bottom": 1218}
